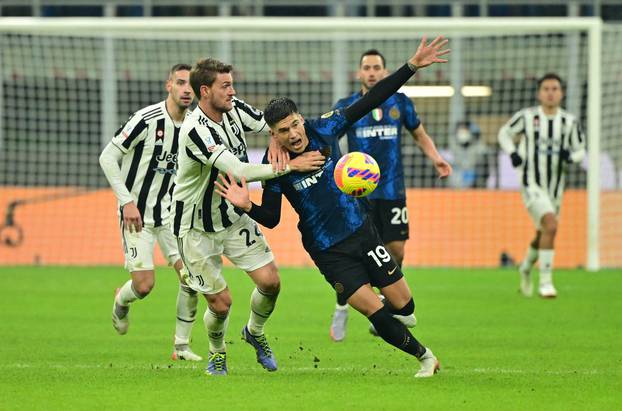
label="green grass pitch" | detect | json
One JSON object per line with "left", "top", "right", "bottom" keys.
{"left": 0, "top": 266, "right": 620, "bottom": 410}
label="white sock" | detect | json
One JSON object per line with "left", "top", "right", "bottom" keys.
{"left": 174, "top": 284, "right": 198, "bottom": 346}
{"left": 204, "top": 308, "right": 229, "bottom": 353}
{"left": 116, "top": 280, "right": 140, "bottom": 306}
{"left": 539, "top": 249, "right": 555, "bottom": 285}
{"left": 519, "top": 246, "right": 539, "bottom": 273}
{"left": 335, "top": 304, "right": 348, "bottom": 311}
{"left": 247, "top": 287, "right": 278, "bottom": 336}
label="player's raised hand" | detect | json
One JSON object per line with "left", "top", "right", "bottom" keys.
{"left": 214, "top": 172, "right": 252, "bottom": 212}
{"left": 122, "top": 201, "right": 142, "bottom": 233}
{"left": 409, "top": 35, "right": 450, "bottom": 69}
{"left": 434, "top": 157, "right": 453, "bottom": 179}
{"left": 268, "top": 135, "right": 290, "bottom": 172}
{"left": 289, "top": 150, "right": 326, "bottom": 172}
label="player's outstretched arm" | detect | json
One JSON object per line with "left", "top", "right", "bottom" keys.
{"left": 215, "top": 172, "right": 282, "bottom": 228}
{"left": 213, "top": 149, "right": 290, "bottom": 182}
{"left": 345, "top": 35, "right": 449, "bottom": 124}
{"left": 213, "top": 148, "right": 325, "bottom": 183}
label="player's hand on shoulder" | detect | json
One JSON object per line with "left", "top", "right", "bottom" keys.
{"left": 510, "top": 152, "right": 523, "bottom": 167}
{"left": 214, "top": 172, "right": 252, "bottom": 212}
{"left": 289, "top": 150, "right": 326, "bottom": 172}
{"left": 268, "top": 136, "right": 290, "bottom": 172}
{"left": 410, "top": 35, "right": 450, "bottom": 69}
{"left": 122, "top": 201, "right": 142, "bottom": 233}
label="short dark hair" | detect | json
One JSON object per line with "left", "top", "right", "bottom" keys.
{"left": 537, "top": 72, "right": 564, "bottom": 90}
{"left": 190, "top": 58, "right": 233, "bottom": 98}
{"left": 169, "top": 63, "right": 191, "bottom": 77}
{"left": 359, "top": 49, "right": 386, "bottom": 68}
{"left": 264, "top": 97, "right": 299, "bottom": 127}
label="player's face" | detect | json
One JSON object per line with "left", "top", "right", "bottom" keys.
{"left": 358, "top": 55, "right": 386, "bottom": 91}
{"left": 203, "top": 72, "right": 236, "bottom": 113}
{"left": 166, "top": 69, "right": 193, "bottom": 109}
{"left": 537, "top": 79, "right": 563, "bottom": 109}
{"left": 270, "top": 113, "right": 308, "bottom": 154}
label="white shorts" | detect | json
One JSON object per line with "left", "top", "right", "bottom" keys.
{"left": 177, "top": 214, "right": 274, "bottom": 295}
{"left": 120, "top": 224, "right": 180, "bottom": 272}
{"left": 521, "top": 186, "right": 561, "bottom": 229}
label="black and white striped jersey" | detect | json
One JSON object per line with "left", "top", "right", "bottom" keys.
{"left": 110, "top": 100, "right": 183, "bottom": 227}
{"left": 498, "top": 105, "right": 586, "bottom": 199}
{"left": 171, "top": 98, "right": 268, "bottom": 237}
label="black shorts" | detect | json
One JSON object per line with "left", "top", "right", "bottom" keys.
{"left": 309, "top": 218, "right": 404, "bottom": 301}
{"left": 368, "top": 198, "right": 409, "bottom": 243}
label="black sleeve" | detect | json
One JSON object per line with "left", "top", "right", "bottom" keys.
{"left": 344, "top": 63, "right": 415, "bottom": 124}
{"left": 245, "top": 189, "right": 282, "bottom": 228}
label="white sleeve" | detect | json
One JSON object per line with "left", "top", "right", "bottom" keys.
{"left": 498, "top": 110, "right": 524, "bottom": 155}
{"left": 233, "top": 98, "right": 268, "bottom": 135}
{"left": 110, "top": 113, "right": 149, "bottom": 154}
{"left": 212, "top": 149, "right": 289, "bottom": 182}
{"left": 99, "top": 142, "right": 134, "bottom": 206}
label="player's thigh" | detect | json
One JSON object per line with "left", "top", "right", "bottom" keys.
{"left": 155, "top": 224, "right": 181, "bottom": 267}
{"left": 120, "top": 224, "right": 156, "bottom": 272}
{"left": 521, "top": 187, "right": 555, "bottom": 229}
{"left": 223, "top": 215, "right": 275, "bottom": 274}
{"left": 357, "top": 218, "right": 405, "bottom": 289}
{"left": 372, "top": 199, "right": 410, "bottom": 243}
{"left": 177, "top": 229, "right": 227, "bottom": 295}
{"left": 310, "top": 246, "right": 370, "bottom": 303}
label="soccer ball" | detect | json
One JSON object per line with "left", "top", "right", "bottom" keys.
{"left": 333, "top": 152, "right": 380, "bottom": 197}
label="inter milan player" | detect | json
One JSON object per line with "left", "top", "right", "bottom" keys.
{"left": 215, "top": 36, "right": 449, "bottom": 378}
{"left": 329, "top": 49, "right": 451, "bottom": 341}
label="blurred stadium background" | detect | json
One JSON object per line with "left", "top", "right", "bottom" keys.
{"left": 0, "top": 0, "right": 620, "bottom": 269}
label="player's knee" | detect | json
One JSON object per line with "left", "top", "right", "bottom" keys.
{"left": 209, "top": 299, "right": 231, "bottom": 316}
{"left": 133, "top": 279, "right": 154, "bottom": 297}
{"left": 207, "top": 291, "right": 232, "bottom": 316}
{"left": 260, "top": 278, "right": 280, "bottom": 296}
{"left": 542, "top": 219, "right": 557, "bottom": 236}
{"left": 254, "top": 266, "right": 281, "bottom": 295}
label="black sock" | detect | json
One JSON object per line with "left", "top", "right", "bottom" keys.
{"left": 390, "top": 298, "right": 414, "bottom": 316}
{"left": 368, "top": 306, "right": 426, "bottom": 359}
{"left": 336, "top": 292, "right": 348, "bottom": 306}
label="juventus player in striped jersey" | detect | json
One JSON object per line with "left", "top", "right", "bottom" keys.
{"left": 171, "top": 58, "right": 324, "bottom": 375}
{"left": 99, "top": 64, "right": 203, "bottom": 361}
{"left": 498, "top": 73, "right": 586, "bottom": 298}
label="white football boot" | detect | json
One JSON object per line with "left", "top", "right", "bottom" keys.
{"left": 172, "top": 346, "right": 203, "bottom": 361}
{"left": 519, "top": 267, "right": 533, "bottom": 297}
{"left": 415, "top": 348, "right": 440, "bottom": 378}
{"left": 112, "top": 288, "right": 129, "bottom": 335}
{"left": 330, "top": 308, "right": 348, "bottom": 342}
{"left": 538, "top": 282, "right": 558, "bottom": 298}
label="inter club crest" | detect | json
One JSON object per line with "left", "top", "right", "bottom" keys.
{"left": 389, "top": 106, "right": 400, "bottom": 120}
